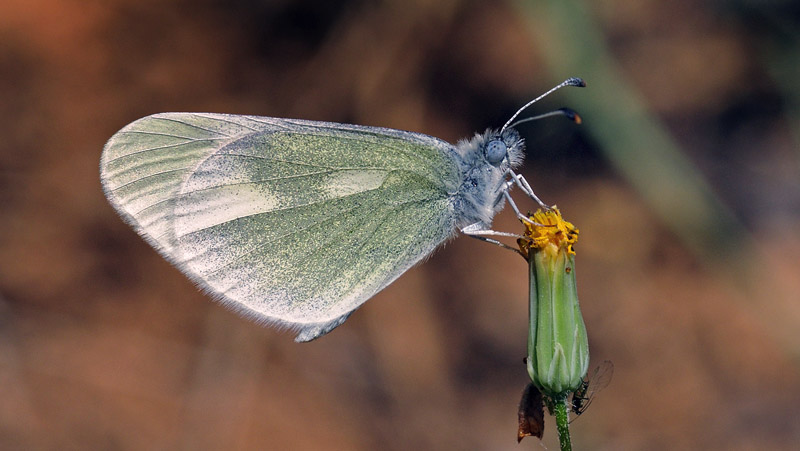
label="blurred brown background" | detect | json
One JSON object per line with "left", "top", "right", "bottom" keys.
{"left": 1, "top": 0, "right": 799, "bottom": 449}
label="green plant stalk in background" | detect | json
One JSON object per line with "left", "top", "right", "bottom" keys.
{"left": 516, "top": 0, "right": 745, "bottom": 262}
{"left": 515, "top": 0, "right": 800, "bottom": 361}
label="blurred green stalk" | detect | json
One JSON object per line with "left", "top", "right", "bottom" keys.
{"left": 515, "top": 0, "right": 800, "bottom": 360}
{"left": 516, "top": 0, "right": 745, "bottom": 262}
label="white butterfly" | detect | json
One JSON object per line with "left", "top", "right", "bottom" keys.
{"left": 100, "top": 78, "right": 584, "bottom": 341}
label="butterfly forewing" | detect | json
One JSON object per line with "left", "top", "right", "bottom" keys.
{"left": 101, "top": 113, "right": 463, "bottom": 341}
{"left": 101, "top": 113, "right": 289, "bottom": 254}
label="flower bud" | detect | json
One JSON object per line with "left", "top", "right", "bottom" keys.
{"left": 519, "top": 207, "right": 589, "bottom": 397}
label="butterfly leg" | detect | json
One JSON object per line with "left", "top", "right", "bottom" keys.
{"left": 502, "top": 190, "right": 547, "bottom": 227}
{"left": 506, "top": 169, "right": 550, "bottom": 209}
{"left": 462, "top": 224, "right": 526, "bottom": 240}
{"left": 460, "top": 178, "right": 550, "bottom": 254}
{"left": 461, "top": 223, "right": 525, "bottom": 255}
{"left": 464, "top": 235, "right": 525, "bottom": 256}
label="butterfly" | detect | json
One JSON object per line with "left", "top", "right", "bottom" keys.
{"left": 100, "top": 78, "right": 584, "bottom": 342}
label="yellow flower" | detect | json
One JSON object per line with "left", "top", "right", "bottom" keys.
{"left": 518, "top": 206, "right": 579, "bottom": 258}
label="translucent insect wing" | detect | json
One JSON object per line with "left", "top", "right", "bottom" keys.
{"left": 100, "top": 113, "right": 462, "bottom": 341}
{"left": 585, "top": 360, "right": 614, "bottom": 396}
{"left": 571, "top": 360, "right": 614, "bottom": 417}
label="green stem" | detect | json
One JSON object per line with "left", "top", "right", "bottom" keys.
{"left": 553, "top": 396, "right": 572, "bottom": 451}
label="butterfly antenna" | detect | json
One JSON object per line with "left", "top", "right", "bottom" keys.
{"left": 508, "top": 107, "right": 582, "bottom": 129}
{"left": 500, "top": 77, "right": 586, "bottom": 133}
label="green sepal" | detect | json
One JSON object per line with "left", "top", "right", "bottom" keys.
{"left": 526, "top": 244, "right": 589, "bottom": 397}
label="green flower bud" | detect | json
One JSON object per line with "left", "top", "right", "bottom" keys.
{"left": 519, "top": 207, "right": 589, "bottom": 397}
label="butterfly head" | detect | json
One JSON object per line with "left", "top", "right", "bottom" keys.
{"left": 483, "top": 127, "right": 524, "bottom": 168}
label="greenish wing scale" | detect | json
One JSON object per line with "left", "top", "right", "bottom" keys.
{"left": 100, "top": 113, "right": 461, "bottom": 341}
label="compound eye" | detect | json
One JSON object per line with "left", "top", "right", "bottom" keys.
{"left": 485, "top": 139, "right": 507, "bottom": 165}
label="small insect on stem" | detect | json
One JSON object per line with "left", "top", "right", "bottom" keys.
{"left": 570, "top": 360, "right": 614, "bottom": 421}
